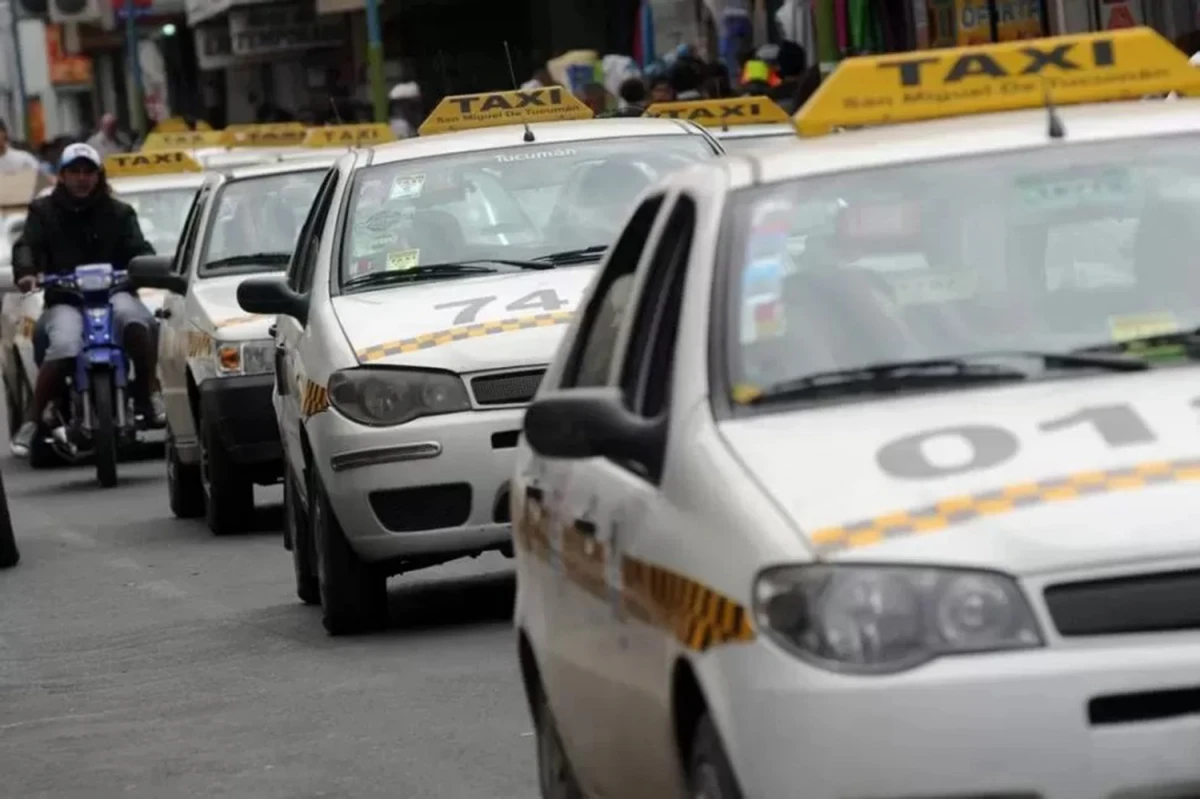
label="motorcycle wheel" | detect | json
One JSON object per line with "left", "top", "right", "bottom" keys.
{"left": 90, "top": 370, "right": 119, "bottom": 488}
{"left": 0, "top": 468, "right": 18, "bottom": 569}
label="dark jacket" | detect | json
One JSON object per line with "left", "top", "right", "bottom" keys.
{"left": 13, "top": 184, "right": 153, "bottom": 305}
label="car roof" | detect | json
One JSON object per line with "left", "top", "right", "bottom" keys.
{"left": 716, "top": 124, "right": 796, "bottom": 140}
{"left": 738, "top": 98, "right": 1200, "bottom": 186}
{"left": 225, "top": 157, "right": 338, "bottom": 181}
{"left": 366, "top": 117, "right": 711, "bottom": 166}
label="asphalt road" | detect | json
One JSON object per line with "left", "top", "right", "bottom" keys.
{"left": 0, "top": 430, "right": 536, "bottom": 798}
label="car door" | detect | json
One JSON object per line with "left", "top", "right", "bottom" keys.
{"left": 535, "top": 191, "right": 674, "bottom": 797}
{"left": 277, "top": 168, "right": 338, "bottom": 491}
{"left": 584, "top": 193, "right": 699, "bottom": 799}
{"left": 160, "top": 184, "right": 209, "bottom": 446}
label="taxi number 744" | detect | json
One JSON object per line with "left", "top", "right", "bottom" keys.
{"left": 434, "top": 289, "right": 568, "bottom": 325}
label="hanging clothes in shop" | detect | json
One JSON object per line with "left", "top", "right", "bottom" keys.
{"left": 847, "top": 0, "right": 882, "bottom": 55}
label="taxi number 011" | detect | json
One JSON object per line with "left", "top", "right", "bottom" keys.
{"left": 434, "top": 289, "right": 568, "bottom": 325}
{"left": 877, "top": 402, "right": 1179, "bottom": 480}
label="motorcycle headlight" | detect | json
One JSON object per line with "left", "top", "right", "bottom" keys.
{"left": 216, "top": 339, "right": 275, "bottom": 377}
{"left": 76, "top": 270, "right": 113, "bottom": 291}
{"left": 753, "top": 565, "right": 1043, "bottom": 675}
{"left": 327, "top": 367, "right": 470, "bottom": 427}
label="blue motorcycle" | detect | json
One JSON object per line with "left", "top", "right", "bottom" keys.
{"left": 41, "top": 263, "right": 136, "bottom": 488}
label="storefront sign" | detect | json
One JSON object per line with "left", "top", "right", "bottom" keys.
{"left": 45, "top": 23, "right": 93, "bottom": 84}
{"left": 228, "top": 3, "right": 343, "bottom": 58}
{"left": 954, "top": 0, "right": 1043, "bottom": 46}
{"left": 194, "top": 21, "right": 236, "bottom": 70}
{"left": 1096, "top": 0, "right": 1143, "bottom": 29}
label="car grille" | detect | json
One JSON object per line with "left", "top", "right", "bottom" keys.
{"left": 1043, "top": 568, "right": 1200, "bottom": 637}
{"left": 469, "top": 369, "right": 545, "bottom": 406}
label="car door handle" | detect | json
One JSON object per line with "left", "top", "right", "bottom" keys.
{"left": 268, "top": 323, "right": 277, "bottom": 337}
{"left": 573, "top": 518, "right": 597, "bottom": 537}
{"left": 155, "top": 307, "right": 171, "bottom": 319}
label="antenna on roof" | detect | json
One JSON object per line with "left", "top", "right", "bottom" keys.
{"left": 504, "top": 40, "right": 536, "bottom": 143}
{"left": 1042, "top": 81, "right": 1066, "bottom": 140}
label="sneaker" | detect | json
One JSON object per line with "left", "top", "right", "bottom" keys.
{"left": 136, "top": 392, "right": 167, "bottom": 429}
{"left": 11, "top": 421, "right": 36, "bottom": 458}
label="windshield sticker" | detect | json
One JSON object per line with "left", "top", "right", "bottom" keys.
{"left": 1015, "top": 168, "right": 1140, "bottom": 213}
{"left": 887, "top": 272, "right": 977, "bottom": 305}
{"left": 495, "top": 148, "right": 578, "bottom": 163}
{"left": 740, "top": 200, "right": 791, "bottom": 345}
{"left": 387, "top": 249, "right": 420, "bottom": 271}
{"left": 362, "top": 209, "right": 407, "bottom": 233}
{"left": 1108, "top": 312, "right": 1178, "bottom": 342}
{"left": 390, "top": 174, "right": 426, "bottom": 200}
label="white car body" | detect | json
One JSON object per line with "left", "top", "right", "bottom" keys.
{"left": 712, "top": 123, "right": 796, "bottom": 154}
{"left": 251, "top": 114, "right": 723, "bottom": 633}
{"left": 511, "top": 91, "right": 1200, "bottom": 799}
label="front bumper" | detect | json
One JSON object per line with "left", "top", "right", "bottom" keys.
{"left": 198, "top": 374, "right": 281, "bottom": 466}
{"left": 308, "top": 406, "right": 522, "bottom": 564}
{"left": 720, "top": 634, "right": 1200, "bottom": 799}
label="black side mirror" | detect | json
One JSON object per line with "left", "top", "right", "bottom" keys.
{"left": 237, "top": 276, "right": 309, "bottom": 326}
{"left": 129, "top": 254, "right": 187, "bottom": 295}
{"left": 523, "top": 387, "right": 665, "bottom": 478}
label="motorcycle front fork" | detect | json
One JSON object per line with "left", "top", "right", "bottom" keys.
{"left": 73, "top": 384, "right": 127, "bottom": 434}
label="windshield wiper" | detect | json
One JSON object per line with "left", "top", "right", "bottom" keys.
{"left": 343, "top": 263, "right": 499, "bottom": 290}
{"left": 205, "top": 252, "right": 291, "bottom": 268}
{"left": 534, "top": 245, "right": 608, "bottom": 264}
{"left": 1072, "top": 327, "right": 1200, "bottom": 358}
{"left": 746, "top": 351, "right": 1146, "bottom": 404}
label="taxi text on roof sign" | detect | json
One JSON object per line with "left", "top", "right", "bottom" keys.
{"left": 644, "top": 95, "right": 790, "bottom": 127}
{"left": 104, "top": 150, "right": 202, "bottom": 177}
{"left": 302, "top": 123, "right": 396, "bottom": 148}
{"left": 225, "top": 122, "right": 308, "bottom": 147}
{"left": 141, "top": 130, "right": 230, "bottom": 151}
{"left": 793, "top": 27, "right": 1200, "bottom": 137}
{"left": 418, "top": 87, "right": 593, "bottom": 136}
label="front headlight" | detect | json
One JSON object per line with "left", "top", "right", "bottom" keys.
{"left": 76, "top": 270, "right": 113, "bottom": 291}
{"left": 216, "top": 339, "right": 275, "bottom": 376}
{"left": 327, "top": 367, "right": 470, "bottom": 427}
{"left": 753, "top": 565, "right": 1043, "bottom": 675}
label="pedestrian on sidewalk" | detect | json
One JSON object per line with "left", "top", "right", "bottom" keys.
{"left": 0, "top": 120, "right": 40, "bottom": 175}
{"left": 87, "top": 113, "right": 131, "bottom": 158}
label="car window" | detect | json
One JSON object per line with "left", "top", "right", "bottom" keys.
{"left": 339, "top": 135, "right": 712, "bottom": 287}
{"left": 171, "top": 187, "right": 208, "bottom": 276}
{"left": 116, "top": 187, "right": 198, "bottom": 256}
{"left": 721, "top": 134, "right": 1200, "bottom": 405}
{"left": 199, "top": 170, "right": 324, "bottom": 276}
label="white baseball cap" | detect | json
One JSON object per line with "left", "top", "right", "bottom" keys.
{"left": 59, "top": 142, "right": 102, "bottom": 170}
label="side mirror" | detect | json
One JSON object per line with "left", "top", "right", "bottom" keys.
{"left": 523, "top": 387, "right": 664, "bottom": 478}
{"left": 128, "top": 254, "right": 187, "bottom": 295}
{"left": 237, "top": 275, "right": 308, "bottom": 326}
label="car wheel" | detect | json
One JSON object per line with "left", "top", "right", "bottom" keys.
{"left": 285, "top": 464, "right": 319, "bottom": 605}
{"left": 166, "top": 426, "right": 205, "bottom": 519}
{"left": 535, "top": 690, "right": 584, "bottom": 799}
{"left": 687, "top": 714, "right": 743, "bottom": 799}
{"left": 310, "top": 469, "right": 387, "bottom": 635}
{"left": 200, "top": 411, "right": 254, "bottom": 535}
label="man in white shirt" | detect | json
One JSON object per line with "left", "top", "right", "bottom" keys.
{"left": 0, "top": 119, "right": 40, "bottom": 175}
{"left": 85, "top": 113, "right": 130, "bottom": 158}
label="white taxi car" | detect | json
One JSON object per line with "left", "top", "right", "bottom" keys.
{"left": 513, "top": 29, "right": 1200, "bottom": 799}
{"left": 0, "top": 149, "right": 206, "bottom": 459}
{"left": 645, "top": 96, "right": 794, "bottom": 154}
{"left": 128, "top": 143, "right": 354, "bottom": 534}
{"left": 236, "top": 87, "right": 723, "bottom": 635}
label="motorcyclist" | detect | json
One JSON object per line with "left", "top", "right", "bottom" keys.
{"left": 9, "top": 142, "right": 165, "bottom": 458}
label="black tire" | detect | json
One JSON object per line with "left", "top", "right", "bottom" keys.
{"left": 686, "top": 714, "right": 744, "bottom": 799}
{"left": 0, "top": 468, "right": 18, "bottom": 569}
{"left": 28, "top": 426, "right": 59, "bottom": 469}
{"left": 285, "top": 465, "right": 319, "bottom": 605}
{"left": 310, "top": 469, "right": 386, "bottom": 635}
{"left": 5, "top": 380, "right": 20, "bottom": 438}
{"left": 166, "top": 427, "right": 204, "bottom": 519}
{"left": 535, "top": 689, "right": 584, "bottom": 799}
{"left": 90, "top": 370, "right": 118, "bottom": 488}
{"left": 200, "top": 411, "right": 254, "bottom": 535}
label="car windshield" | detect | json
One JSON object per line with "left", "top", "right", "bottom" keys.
{"left": 200, "top": 170, "right": 324, "bottom": 273}
{"left": 339, "top": 135, "right": 714, "bottom": 287}
{"left": 118, "top": 187, "right": 197, "bottom": 256}
{"left": 724, "top": 134, "right": 1200, "bottom": 406}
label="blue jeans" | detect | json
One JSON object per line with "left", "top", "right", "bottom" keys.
{"left": 35, "top": 292, "right": 156, "bottom": 365}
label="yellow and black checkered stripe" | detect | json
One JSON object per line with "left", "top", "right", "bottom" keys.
{"left": 357, "top": 311, "right": 574, "bottom": 363}
{"left": 811, "top": 458, "right": 1200, "bottom": 555}
{"left": 299, "top": 379, "right": 329, "bottom": 418}
{"left": 187, "top": 331, "right": 212, "bottom": 358}
{"left": 514, "top": 490, "right": 755, "bottom": 653}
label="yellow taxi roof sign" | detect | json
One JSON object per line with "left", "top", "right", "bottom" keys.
{"left": 302, "top": 123, "right": 396, "bottom": 148}
{"left": 644, "top": 96, "right": 790, "bottom": 127}
{"left": 419, "top": 87, "right": 593, "bottom": 136}
{"left": 141, "top": 130, "right": 230, "bottom": 151}
{"left": 226, "top": 122, "right": 309, "bottom": 147}
{"left": 151, "top": 117, "right": 214, "bottom": 133}
{"left": 794, "top": 27, "right": 1200, "bottom": 138}
{"left": 104, "top": 150, "right": 202, "bottom": 177}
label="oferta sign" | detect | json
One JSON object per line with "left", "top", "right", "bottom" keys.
{"left": 794, "top": 28, "right": 1200, "bottom": 137}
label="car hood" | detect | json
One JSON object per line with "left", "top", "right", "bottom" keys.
{"left": 331, "top": 265, "right": 598, "bottom": 372}
{"left": 718, "top": 368, "right": 1200, "bottom": 576}
{"left": 192, "top": 274, "right": 275, "bottom": 339}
